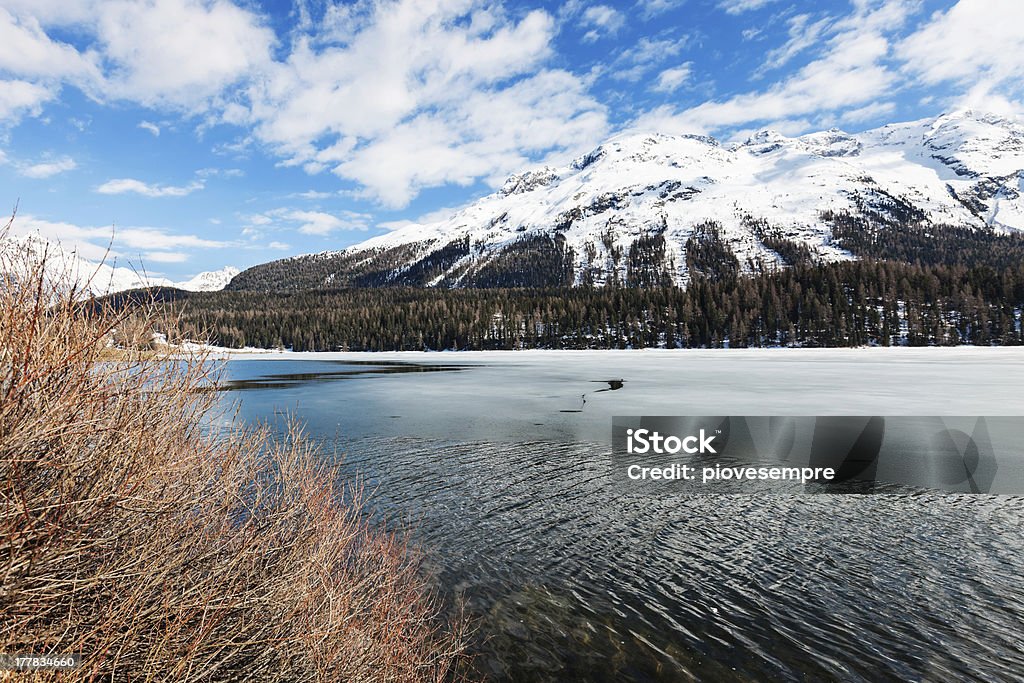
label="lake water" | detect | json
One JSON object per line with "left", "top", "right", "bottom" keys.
{"left": 218, "top": 349, "right": 1024, "bottom": 682}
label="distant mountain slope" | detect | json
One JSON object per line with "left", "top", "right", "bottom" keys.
{"left": 229, "top": 110, "right": 1024, "bottom": 291}
{"left": 1, "top": 234, "right": 237, "bottom": 296}
{"left": 175, "top": 266, "right": 241, "bottom": 292}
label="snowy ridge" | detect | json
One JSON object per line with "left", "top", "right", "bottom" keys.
{"left": 1, "top": 234, "right": 238, "bottom": 296}
{"left": 175, "top": 266, "right": 241, "bottom": 292}
{"left": 342, "top": 110, "right": 1024, "bottom": 288}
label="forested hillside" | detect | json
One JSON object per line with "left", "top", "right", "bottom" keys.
{"left": 109, "top": 260, "right": 1022, "bottom": 351}
{"left": 100, "top": 214, "right": 1024, "bottom": 352}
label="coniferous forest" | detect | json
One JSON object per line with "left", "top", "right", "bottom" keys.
{"left": 104, "top": 220, "right": 1024, "bottom": 351}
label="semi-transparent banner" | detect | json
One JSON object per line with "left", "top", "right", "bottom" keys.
{"left": 612, "top": 416, "right": 1024, "bottom": 494}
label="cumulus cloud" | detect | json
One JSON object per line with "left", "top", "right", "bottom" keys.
{"left": 652, "top": 63, "right": 692, "bottom": 93}
{"left": 0, "top": 8, "right": 100, "bottom": 81}
{"left": 897, "top": 0, "right": 1024, "bottom": 111}
{"left": 333, "top": 69, "right": 606, "bottom": 207}
{"left": 2, "top": 0, "right": 607, "bottom": 208}
{"left": 286, "top": 210, "right": 370, "bottom": 236}
{"left": 94, "top": 0, "right": 274, "bottom": 109}
{"left": 96, "top": 178, "right": 204, "bottom": 197}
{"left": 0, "top": 0, "right": 274, "bottom": 114}
{"left": 7, "top": 214, "right": 232, "bottom": 263}
{"left": 635, "top": 0, "right": 685, "bottom": 19}
{"left": 289, "top": 190, "right": 333, "bottom": 200}
{"left": 718, "top": 0, "right": 780, "bottom": 14}
{"left": 579, "top": 5, "right": 624, "bottom": 42}
{"left": 756, "top": 13, "right": 833, "bottom": 75}
{"left": 19, "top": 156, "right": 77, "bottom": 178}
{"left": 110, "top": 227, "right": 228, "bottom": 250}
{"left": 611, "top": 37, "right": 691, "bottom": 82}
{"left": 0, "top": 78, "right": 55, "bottom": 122}
{"left": 632, "top": 0, "right": 919, "bottom": 135}
{"left": 242, "top": 1, "right": 607, "bottom": 207}
{"left": 839, "top": 100, "right": 897, "bottom": 125}
{"left": 142, "top": 251, "right": 188, "bottom": 263}
{"left": 246, "top": 208, "right": 373, "bottom": 236}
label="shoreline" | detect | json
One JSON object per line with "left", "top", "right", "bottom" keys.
{"left": 210, "top": 345, "right": 1024, "bottom": 362}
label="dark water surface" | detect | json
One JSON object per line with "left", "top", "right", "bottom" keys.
{"left": 219, "top": 351, "right": 1024, "bottom": 682}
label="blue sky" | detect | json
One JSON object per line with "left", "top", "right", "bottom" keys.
{"left": 1, "top": 0, "right": 1021, "bottom": 279}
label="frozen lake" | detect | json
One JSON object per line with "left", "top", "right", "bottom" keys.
{"left": 218, "top": 348, "right": 1024, "bottom": 682}
{"left": 219, "top": 347, "right": 1024, "bottom": 442}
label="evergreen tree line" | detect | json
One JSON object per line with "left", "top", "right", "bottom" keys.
{"left": 119, "top": 257, "right": 1024, "bottom": 351}
{"left": 826, "top": 213, "right": 1024, "bottom": 270}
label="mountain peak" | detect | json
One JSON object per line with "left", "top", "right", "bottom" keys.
{"left": 501, "top": 167, "right": 558, "bottom": 196}
{"left": 176, "top": 266, "right": 241, "bottom": 292}
{"left": 934, "top": 108, "right": 1021, "bottom": 126}
{"left": 747, "top": 129, "right": 787, "bottom": 144}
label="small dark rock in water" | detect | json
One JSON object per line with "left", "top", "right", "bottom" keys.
{"left": 592, "top": 379, "right": 625, "bottom": 392}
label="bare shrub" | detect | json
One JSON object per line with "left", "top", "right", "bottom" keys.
{"left": 0, "top": 216, "right": 469, "bottom": 681}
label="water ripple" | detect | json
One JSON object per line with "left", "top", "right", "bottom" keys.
{"left": 316, "top": 435, "right": 1024, "bottom": 682}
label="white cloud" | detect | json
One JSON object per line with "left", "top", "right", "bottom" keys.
{"left": 718, "top": 0, "right": 780, "bottom": 14}
{"left": 839, "top": 100, "right": 896, "bottom": 125}
{"left": 138, "top": 120, "right": 160, "bottom": 136}
{"left": 635, "top": 0, "right": 684, "bottom": 19}
{"left": 756, "top": 13, "right": 833, "bottom": 75}
{"left": 334, "top": 68, "right": 607, "bottom": 207}
{"left": 0, "top": 79, "right": 55, "bottom": 122}
{"left": 19, "top": 156, "right": 77, "bottom": 178}
{"left": 246, "top": 213, "right": 273, "bottom": 226}
{"left": 0, "top": 8, "right": 100, "bottom": 81}
{"left": 93, "top": 0, "right": 275, "bottom": 109}
{"left": 246, "top": 208, "right": 373, "bottom": 236}
{"left": 652, "top": 63, "right": 692, "bottom": 93}
{"left": 248, "top": 4, "right": 556, "bottom": 147}
{"left": 284, "top": 209, "right": 371, "bottom": 236}
{"left": 7, "top": 214, "right": 232, "bottom": 263}
{"left": 633, "top": 1, "right": 916, "bottom": 135}
{"left": 897, "top": 0, "right": 1024, "bottom": 110}
{"left": 579, "top": 5, "right": 624, "bottom": 42}
{"left": 242, "top": 1, "right": 606, "bottom": 207}
{"left": 96, "top": 178, "right": 204, "bottom": 197}
{"left": 611, "top": 37, "right": 690, "bottom": 82}
{"left": 289, "top": 190, "right": 333, "bottom": 199}
{"left": 142, "top": 251, "right": 188, "bottom": 263}
{"left": 6, "top": 217, "right": 117, "bottom": 262}
{"left": 112, "top": 227, "right": 228, "bottom": 250}
{"left": 196, "top": 167, "right": 244, "bottom": 178}
{"left": 0, "top": 0, "right": 274, "bottom": 117}
{"left": 0, "top": 1, "right": 97, "bottom": 26}
{"left": 267, "top": 241, "right": 290, "bottom": 250}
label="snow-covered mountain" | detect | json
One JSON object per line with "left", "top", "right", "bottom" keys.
{"left": 1, "top": 234, "right": 173, "bottom": 296}
{"left": 1, "top": 234, "right": 238, "bottom": 296}
{"left": 175, "top": 266, "right": 241, "bottom": 292}
{"left": 230, "top": 109, "right": 1024, "bottom": 291}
